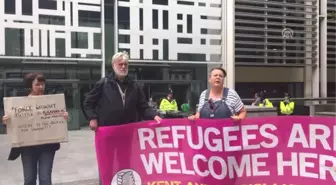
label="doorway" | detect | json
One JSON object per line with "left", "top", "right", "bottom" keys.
{"left": 171, "top": 84, "right": 189, "bottom": 108}
{"left": 139, "top": 80, "right": 191, "bottom": 111}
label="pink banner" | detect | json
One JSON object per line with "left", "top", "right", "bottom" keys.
{"left": 95, "top": 116, "right": 336, "bottom": 185}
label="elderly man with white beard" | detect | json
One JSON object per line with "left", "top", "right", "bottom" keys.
{"left": 84, "top": 51, "right": 162, "bottom": 130}
{"left": 84, "top": 51, "right": 162, "bottom": 185}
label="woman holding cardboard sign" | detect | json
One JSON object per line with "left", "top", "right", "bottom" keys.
{"left": 2, "top": 73, "right": 68, "bottom": 185}
{"left": 188, "top": 67, "right": 247, "bottom": 121}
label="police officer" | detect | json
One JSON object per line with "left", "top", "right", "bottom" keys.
{"left": 280, "top": 93, "right": 295, "bottom": 115}
{"left": 251, "top": 92, "right": 261, "bottom": 106}
{"left": 259, "top": 90, "right": 274, "bottom": 108}
{"left": 159, "top": 89, "right": 178, "bottom": 112}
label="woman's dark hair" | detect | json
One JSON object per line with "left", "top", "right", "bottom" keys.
{"left": 23, "top": 73, "right": 45, "bottom": 89}
{"left": 209, "top": 67, "right": 227, "bottom": 78}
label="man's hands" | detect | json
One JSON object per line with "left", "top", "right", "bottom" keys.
{"left": 154, "top": 116, "right": 162, "bottom": 123}
{"left": 89, "top": 119, "right": 98, "bottom": 131}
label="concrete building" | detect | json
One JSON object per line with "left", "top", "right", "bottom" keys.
{"left": 0, "top": 0, "right": 335, "bottom": 129}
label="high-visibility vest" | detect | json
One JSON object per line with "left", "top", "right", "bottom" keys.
{"left": 259, "top": 99, "right": 274, "bottom": 108}
{"left": 159, "top": 98, "right": 178, "bottom": 111}
{"left": 280, "top": 101, "right": 295, "bottom": 115}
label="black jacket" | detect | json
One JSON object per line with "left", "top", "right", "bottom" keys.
{"left": 83, "top": 72, "right": 157, "bottom": 126}
{"left": 5, "top": 119, "right": 60, "bottom": 161}
{"left": 8, "top": 144, "right": 60, "bottom": 161}
{"left": 3, "top": 116, "right": 59, "bottom": 161}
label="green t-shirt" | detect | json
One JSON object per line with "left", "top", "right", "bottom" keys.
{"left": 181, "top": 103, "right": 190, "bottom": 112}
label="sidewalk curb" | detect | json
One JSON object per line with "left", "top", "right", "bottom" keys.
{"left": 54, "top": 179, "right": 99, "bottom": 185}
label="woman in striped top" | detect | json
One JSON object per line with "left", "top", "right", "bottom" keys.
{"left": 189, "top": 67, "right": 247, "bottom": 121}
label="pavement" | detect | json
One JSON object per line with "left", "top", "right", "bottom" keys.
{"left": 0, "top": 128, "right": 99, "bottom": 185}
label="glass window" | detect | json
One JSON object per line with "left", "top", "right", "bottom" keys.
{"left": 94, "top": 33, "right": 101, "bottom": 49}
{"left": 105, "top": 4, "right": 114, "bottom": 20}
{"left": 5, "top": 28, "right": 24, "bottom": 56}
{"left": 45, "top": 84, "right": 74, "bottom": 109}
{"left": 4, "top": 0, "right": 15, "bottom": 14}
{"left": 71, "top": 32, "right": 88, "bottom": 49}
{"left": 130, "top": 64, "right": 208, "bottom": 111}
{"left": 22, "top": 0, "right": 33, "bottom": 15}
{"left": 4, "top": 84, "right": 26, "bottom": 97}
{"left": 38, "top": 0, "right": 57, "bottom": 9}
{"left": 78, "top": 11, "right": 101, "bottom": 28}
{"left": 39, "top": 15, "right": 65, "bottom": 25}
{"left": 76, "top": 68, "right": 91, "bottom": 80}
{"left": 118, "top": 7, "right": 130, "bottom": 29}
{"left": 105, "top": 21, "right": 115, "bottom": 62}
{"left": 56, "top": 39, "right": 66, "bottom": 57}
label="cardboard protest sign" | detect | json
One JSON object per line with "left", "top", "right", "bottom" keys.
{"left": 4, "top": 94, "right": 68, "bottom": 147}
{"left": 95, "top": 116, "right": 336, "bottom": 185}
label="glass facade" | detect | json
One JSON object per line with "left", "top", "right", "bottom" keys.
{"left": 327, "top": 0, "right": 336, "bottom": 65}
{"left": 0, "top": 0, "right": 334, "bottom": 130}
{"left": 235, "top": 0, "right": 318, "bottom": 65}
{"left": 1, "top": 0, "right": 103, "bottom": 59}
{"left": 327, "top": 0, "right": 336, "bottom": 96}
{"left": 234, "top": 0, "right": 336, "bottom": 99}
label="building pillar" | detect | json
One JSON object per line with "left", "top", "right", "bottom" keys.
{"left": 0, "top": 66, "right": 5, "bottom": 79}
{"left": 114, "top": 0, "right": 119, "bottom": 54}
{"left": 304, "top": 1, "right": 319, "bottom": 106}
{"left": 101, "top": 0, "right": 106, "bottom": 78}
{"left": 304, "top": 1, "right": 320, "bottom": 116}
{"left": 320, "top": 0, "right": 328, "bottom": 100}
{"left": 162, "top": 68, "right": 170, "bottom": 80}
{"left": 312, "top": 1, "right": 320, "bottom": 101}
{"left": 221, "top": 0, "right": 235, "bottom": 89}
{"left": 304, "top": 0, "right": 312, "bottom": 100}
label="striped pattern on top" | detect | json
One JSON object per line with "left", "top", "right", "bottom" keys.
{"left": 197, "top": 88, "right": 244, "bottom": 115}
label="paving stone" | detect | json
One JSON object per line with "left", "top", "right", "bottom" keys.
{"left": 0, "top": 128, "right": 99, "bottom": 185}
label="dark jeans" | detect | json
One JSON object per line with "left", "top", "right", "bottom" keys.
{"left": 21, "top": 148, "right": 56, "bottom": 185}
